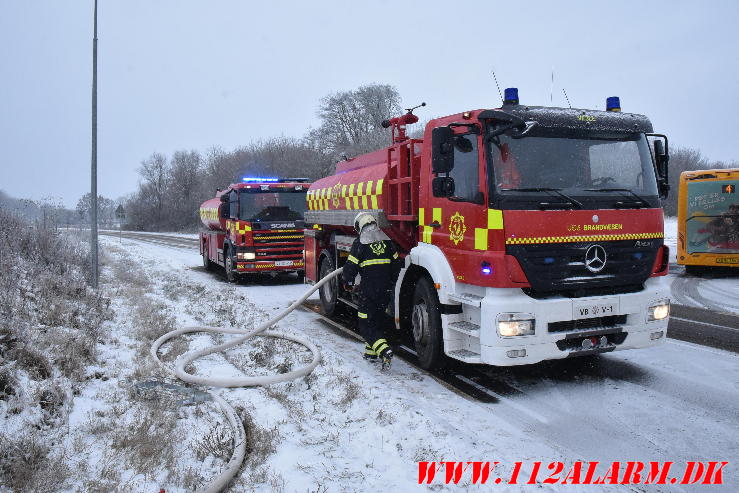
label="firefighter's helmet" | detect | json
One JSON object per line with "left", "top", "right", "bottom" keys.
{"left": 354, "top": 212, "right": 377, "bottom": 233}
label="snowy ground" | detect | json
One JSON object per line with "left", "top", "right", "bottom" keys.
{"left": 67, "top": 234, "right": 739, "bottom": 492}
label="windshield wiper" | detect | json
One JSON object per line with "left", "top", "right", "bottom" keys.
{"left": 584, "top": 188, "right": 648, "bottom": 208}
{"left": 500, "top": 188, "right": 583, "bottom": 209}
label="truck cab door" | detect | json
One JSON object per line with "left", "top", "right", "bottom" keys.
{"left": 425, "top": 130, "right": 490, "bottom": 283}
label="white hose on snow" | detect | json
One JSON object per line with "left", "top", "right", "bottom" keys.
{"left": 150, "top": 267, "right": 342, "bottom": 493}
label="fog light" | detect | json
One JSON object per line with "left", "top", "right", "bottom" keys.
{"left": 648, "top": 301, "right": 670, "bottom": 321}
{"left": 497, "top": 313, "right": 535, "bottom": 337}
{"left": 506, "top": 349, "right": 526, "bottom": 358}
{"left": 650, "top": 330, "right": 664, "bottom": 340}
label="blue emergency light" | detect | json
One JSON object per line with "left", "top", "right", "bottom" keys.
{"left": 503, "top": 87, "right": 519, "bottom": 105}
{"left": 481, "top": 261, "right": 493, "bottom": 275}
{"left": 242, "top": 177, "right": 279, "bottom": 182}
{"left": 606, "top": 96, "right": 621, "bottom": 112}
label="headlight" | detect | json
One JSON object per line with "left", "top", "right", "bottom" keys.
{"left": 497, "top": 313, "right": 535, "bottom": 337}
{"left": 237, "top": 251, "right": 256, "bottom": 260}
{"left": 648, "top": 301, "right": 670, "bottom": 321}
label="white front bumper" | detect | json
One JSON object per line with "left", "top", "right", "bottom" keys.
{"left": 474, "top": 276, "right": 671, "bottom": 366}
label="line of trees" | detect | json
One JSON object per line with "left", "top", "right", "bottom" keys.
{"left": 93, "top": 82, "right": 737, "bottom": 231}
{"left": 122, "top": 83, "right": 402, "bottom": 231}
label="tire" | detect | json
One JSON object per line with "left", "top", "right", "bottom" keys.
{"left": 224, "top": 247, "right": 238, "bottom": 283}
{"left": 202, "top": 244, "right": 212, "bottom": 271}
{"left": 318, "top": 255, "right": 338, "bottom": 316}
{"left": 411, "top": 276, "right": 445, "bottom": 370}
{"left": 296, "top": 271, "right": 305, "bottom": 283}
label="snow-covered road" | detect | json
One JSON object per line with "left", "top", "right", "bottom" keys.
{"left": 99, "top": 234, "right": 739, "bottom": 492}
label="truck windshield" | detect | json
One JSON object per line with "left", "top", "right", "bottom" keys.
{"left": 238, "top": 191, "right": 307, "bottom": 222}
{"left": 488, "top": 132, "right": 659, "bottom": 208}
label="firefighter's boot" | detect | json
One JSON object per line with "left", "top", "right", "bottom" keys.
{"left": 363, "top": 343, "right": 378, "bottom": 362}
{"left": 379, "top": 348, "right": 393, "bottom": 370}
{"left": 371, "top": 339, "right": 392, "bottom": 369}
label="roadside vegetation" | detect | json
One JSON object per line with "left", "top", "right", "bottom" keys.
{"left": 0, "top": 209, "right": 111, "bottom": 490}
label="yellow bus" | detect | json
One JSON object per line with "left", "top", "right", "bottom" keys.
{"left": 677, "top": 168, "right": 739, "bottom": 274}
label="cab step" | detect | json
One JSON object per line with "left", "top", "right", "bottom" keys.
{"left": 448, "top": 321, "right": 480, "bottom": 337}
{"left": 447, "top": 292, "right": 484, "bottom": 307}
{"left": 447, "top": 349, "right": 482, "bottom": 363}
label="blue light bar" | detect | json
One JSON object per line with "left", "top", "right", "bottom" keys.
{"left": 606, "top": 96, "right": 621, "bottom": 112}
{"left": 242, "top": 177, "right": 279, "bottom": 182}
{"left": 503, "top": 87, "right": 519, "bottom": 105}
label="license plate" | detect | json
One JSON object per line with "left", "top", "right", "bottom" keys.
{"left": 275, "top": 260, "right": 293, "bottom": 267}
{"left": 573, "top": 299, "right": 618, "bottom": 319}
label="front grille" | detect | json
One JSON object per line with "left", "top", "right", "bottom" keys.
{"left": 252, "top": 230, "right": 304, "bottom": 262}
{"left": 508, "top": 239, "right": 660, "bottom": 294}
{"left": 548, "top": 314, "right": 627, "bottom": 333}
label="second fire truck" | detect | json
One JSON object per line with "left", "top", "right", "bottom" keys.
{"left": 199, "top": 177, "right": 310, "bottom": 281}
{"left": 304, "top": 89, "right": 672, "bottom": 369}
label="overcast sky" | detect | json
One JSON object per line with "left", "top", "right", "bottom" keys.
{"left": 1, "top": 0, "right": 738, "bottom": 207}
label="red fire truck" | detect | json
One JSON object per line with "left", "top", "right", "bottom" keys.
{"left": 199, "top": 177, "right": 310, "bottom": 281}
{"left": 304, "top": 90, "right": 672, "bottom": 369}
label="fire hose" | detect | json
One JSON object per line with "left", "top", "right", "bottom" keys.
{"left": 150, "top": 267, "right": 342, "bottom": 493}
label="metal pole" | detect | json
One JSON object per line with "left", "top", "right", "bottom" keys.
{"left": 90, "top": 0, "right": 99, "bottom": 288}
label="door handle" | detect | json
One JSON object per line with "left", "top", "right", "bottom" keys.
{"left": 429, "top": 221, "right": 441, "bottom": 228}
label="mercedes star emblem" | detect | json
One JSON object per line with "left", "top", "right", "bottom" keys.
{"left": 585, "top": 244, "right": 607, "bottom": 273}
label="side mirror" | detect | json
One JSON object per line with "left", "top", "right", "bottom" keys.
{"left": 432, "top": 127, "right": 454, "bottom": 174}
{"left": 650, "top": 135, "right": 670, "bottom": 199}
{"left": 432, "top": 176, "right": 455, "bottom": 197}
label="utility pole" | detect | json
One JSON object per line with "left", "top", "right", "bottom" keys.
{"left": 90, "top": 0, "right": 99, "bottom": 288}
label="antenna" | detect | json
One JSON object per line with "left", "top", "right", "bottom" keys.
{"left": 550, "top": 67, "right": 554, "bottom": 104}
{"left": 491, "top": 69, "right": 503, "bottom": 103}
{"left": 562, "top": 88, "right": 572, "bottom": 108}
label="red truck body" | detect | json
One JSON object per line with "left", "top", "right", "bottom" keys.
{"left": 304, "top": 92, "right": 672, "bottom": 369}
{"left": 199, "top": 178, "right": 310, "bottom": 281}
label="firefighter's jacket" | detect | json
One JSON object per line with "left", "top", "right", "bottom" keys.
{"left": 341, "top": 239, "right": 401, "bottom": 295}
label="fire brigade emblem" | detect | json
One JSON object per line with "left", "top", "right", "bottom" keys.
{"left": 449, "top": 212, "right": 467, "bottom": 245}
{"left": 331, "top": 183, "right": 342, "bottom": 208}
{"left": 370, "top": 241, "right": 386, "bottom": 255}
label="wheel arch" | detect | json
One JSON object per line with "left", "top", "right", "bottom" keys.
{"left": 395, "top": 243, "right": 457, "bottom": 332}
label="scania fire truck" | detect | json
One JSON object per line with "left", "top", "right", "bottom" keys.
{"left": 304, "top": 89, "right": 671, "bottom": 369}
{"left": 199, "top": 177, "right": 310, "bottom": 282}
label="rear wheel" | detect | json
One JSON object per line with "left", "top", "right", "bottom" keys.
{"left": 202, "top": 244, "right": 211, "bottom": 270}
{"left": 318, "top": 255, "right": 338, "bottom": 316}
{"left": 411, "top": 276, "right": 445, "bottom": 370}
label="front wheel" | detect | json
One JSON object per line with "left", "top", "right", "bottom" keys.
{"left": 411, "top": 276, "right": 445, "bottom": 370}
{"left": 224, "top": 249, "right": 238, "bottom": 283}
{"left": 318, "top": 255, "right": 338, "bottom": 316}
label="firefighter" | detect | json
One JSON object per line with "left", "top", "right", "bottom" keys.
{"left": 342, "top": 212, "right": 402, "bottom": 366}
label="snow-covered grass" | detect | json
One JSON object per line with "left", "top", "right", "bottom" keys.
{"left": 3, "top": 213, "right": 738, "bottom": 492}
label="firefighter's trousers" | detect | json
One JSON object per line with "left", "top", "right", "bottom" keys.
{"left": 357, "top": 288, "right": 392, "bottom": 352}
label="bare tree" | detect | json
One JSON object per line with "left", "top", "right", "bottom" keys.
{"left": 168, "top": 150, "right": 202, "bottom": 230}
{"left": 306, "top": 83, "right": 402, "bottom": 159}
{"left": 138, "top": 152, "right": 169, "bottom": 229}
